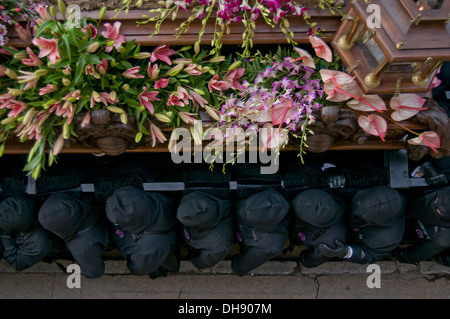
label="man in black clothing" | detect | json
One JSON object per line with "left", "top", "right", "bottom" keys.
{"left": 38, "top": 192, "right": 109, "bottom": 279}
{"left": 318, "top": 185, "right": 406, "bottom": 264}
{"left": 232, "top": 189, "right": 290, "bottom": 276}
{"left": 0, "top": 194, "right": 63, "bottom": 271}
{"left": 291, "top": 189, "right": 347, "bottom": 268}
{"left": 106, "top": 186, "right": 180, "bottom": 279}
{"left": 391, "top": 186, "right": 450, "bottom": 265}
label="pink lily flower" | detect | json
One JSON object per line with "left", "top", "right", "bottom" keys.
{"left": 99, "top": 92, "right": 119, "bottom": 106}
{"left": 177, "top": 86, "right": 191, "bottom": 104}
{"left": 122, "top": 66, "right": 144, "bottom": 79}
{"left": 39, "top": 84, "right": 58, "bottom": 95}
{"left": 208, "top": 74, "right": 231, "bottom": 95}
{"left": 294, "top": 47, "right": 315, "bottom": 69}
{"left": 390, "top": 94, "right": 427, "bottom": 121}
{"left": 178, "top": 112, "right": 198, "bottom": 125}
{"left": 96, "top": 58, "right": 108, "bottom": 75}
{"left": 32, "top": 37, "right": 61, "bottom": 64}
{"left": 309, "top": 35, "right": 333, "bottom": 62}
{"left": 63, "top": 90, "right": 81, "bottom": 101}
{"left": 102, "top": 22, "right": 126, "bottom": 52}
{"left": 85, "top": 64, "right": 100, "bottom": 79}
{"left": 150, "top": 123, "right": 167, "bottom": 147}
{"left": 167, "top": 93, "right": 185, "bottom": 107}
{"left": 154, "top": 78, "right": 169, "bottom": 90}
{"left": 189, "top": 89, "right": 208, "bottom": 108}
{"left": 185, "top": 63, "right": 203, "bottom": 75}
{"left": 6, "top": 100, "right": 27, "bottom": 117}
{"left": 358, "top": 114, "right": 387, "bottom": 142}
{"left": 36, "top": 5, "right": 52, "bottom": 23}
{"left": 83, "top": 24, "right": 98, "bottom": 39}
{"left": 139, "top": 87, "right": 160, "bottom": 114}
{"left": 22, "top": 47, "right": 43, "bottom": 66}
{"left": 17, "top": 71, "right": 40, "bottom": 90}
{"left": 90, "top": 91, "right": 101, "bottom": 108}
{"left": 407, "top": 131, "right": 440, "bottom": 154}
{"left": 147, "top": 62, "right": 160, "bottom": 80}
{"left": 150, "top": 45, "right": 176, "bottom": 65}
{"left": 223, "top": 68, "right": 245, "bottom": 90}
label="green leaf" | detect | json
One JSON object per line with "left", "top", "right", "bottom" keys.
{"left": 73, "top": 55, "right": 87, "bottom": 85}
{"left": 35, "top": 20, "right": 57, "bottom": 38}
{"left": 85, "top": 54, "right": 102, "bottom": 65}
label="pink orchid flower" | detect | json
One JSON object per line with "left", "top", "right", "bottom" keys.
{"left": 320, "top": 69, "right": 362, "bottom": 102}
{"left": 390, "top": 94, "right": 427, "bottom": 121}
{"left": 122, "top": 66, "right": 144, "bottom": 79}
{"left": 102, "top": 22, "right": 126, "bottom": 52}
{"left": 32, "top": 37, "right": 61, "bottom": 64}
{"left": 147, "top": 62, "right": 160, "bottom": 80}
{"left": 407, "top": 131, "right": 440, "bottom": 153}
{"left": 150, "top": 45, "right": 176, "bottom": 65}
{"left": 139, "top": 87, "right": 160, "bottom": 114}
{"left": 208, "top": 74, "right": 231, "bottom": 95}
{"left": 39, "top": 84, "right": 58, "bottom": 95}
{"left": 223, "top": 68, "right": 245, "bottom": 90}
{"left": 309, "top": 35, "right": 333, "bottom": 62}
{"left": 22, "top": 47, "right": 43, "bottom": 66}
{"left": 294, "top": 47, "right": 315, "bottom": 69}
{"left": 150, "top": 123, "right": 167, "bottom": 147}
{"left": 358, "top": 114, "right": 387, "bottom": 142}
{"left": 154, "top": 78, "right": 169, "bottom": 89}
{"left": 177, "top": 86, "right": 191, "bottom": 104}
{"left": 347, "top": 94, "right": 387, "bottom": 113}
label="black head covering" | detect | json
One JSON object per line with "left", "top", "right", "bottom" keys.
{"left": 292, "top": 189, "right": 344, "bottom": 228}
{"left": 38, "top": 192, "right": 107, "bottom": 278}
{"left": 106, "top": 186, "right": 175, "bottom": 234}
{"left": 236, "top": 189, "right": 290, "bottom": 234}
{"left": 350, "top": 186, "right": 405, "bottom": 228}
{"left": 0, "top": 195, "right": 37, "bottom": 233}
{"left": 410, "top": 186, "right": 450, "bottom": 227}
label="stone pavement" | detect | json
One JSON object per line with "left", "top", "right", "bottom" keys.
{"left": 0, "top": 258, "right": 449, "bottom": 300}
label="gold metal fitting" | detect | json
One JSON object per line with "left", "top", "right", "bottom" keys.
{"left": 411, "top": 14, "right": 422, "bottom": 25}
{"left": 412, "top": 61, "right": 443, "bottom": 87}
{"left": 346, "top": 60, "right": 360, "bottom": 74}
{"left": 337, "top": 16, "right": 361, "bottom": 51}
{"left": 396, "top": 42, "right": 404, "bottom": 50}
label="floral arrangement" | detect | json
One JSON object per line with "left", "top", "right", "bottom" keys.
{"left": 0, "top": 3, "right": 237, "bottom": 179}
{"left": 116, "top": 0, "right": 345, "bottom": 57}
{"left": 0, "top": 0, "right": 45, "bottom": 45}
{"left": 0, "top": 1, "right": 445, "bottom": 180}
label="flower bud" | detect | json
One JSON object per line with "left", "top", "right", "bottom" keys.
{"left": 34, "top": 69, "right": 48, "bottom": 77}
{"left": 228, "top": 60, "right": 242, "bottom": 71}
{"left": 193, "top": 88, "right": 205, "bottom": 95}
{"left": 122, "top": 84, "right": 130, "bottom": 91}
{"left": 14, "top": 52, "right": 27, "bottom": 60}
{"left": 1, "top": 117, "right": 17, "bottom": 125}
{"left": 109, "top": 90, "right": 117, "bottom": 101}
{"left": 58, "top": 0, "right": 66, "bottom": 18}
{"left": 86, "top": 42, "right": 99, "bottom": 53}
{"left": 7, "top": 88, "right": 24, "bottom": 96}
{"left": 209, "top": 56, "right": 226, "bottom": 63}
{"left": 106, "top": 40, "right": 115, "bottom": 47}
{"left": 63, "top": 121, "right": 70, "bottom": 139}
{"left": 165, "top": 64, "right": 184, "bottom": 76}
{"left": 52, "top": 134, "right": 65, "bottom": 156}
{"left": 106, "top": 106, "right": 124, "bottom": 114}
{"left": 194, "top": 41, "right": 200, "bottom": 54}
{"left": 62, "top": 78, "right": 71, "bottom": 86}
{"left": 99, "top": 7, "right": 107, "bottom": 20}
{"left": 154, "top": 113, "right": 172, "bottom": 123}
{"left": 49, "top": 6, "right": 57, "bottom": 19}
{"left": 120, "top": 112, "right": 128, "bottom": 124}
{"left": 135, "top": 52, "right": 151, "bottom": 59}
{"left": 5, "top": 69, "right": 18, "bottom": 79}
